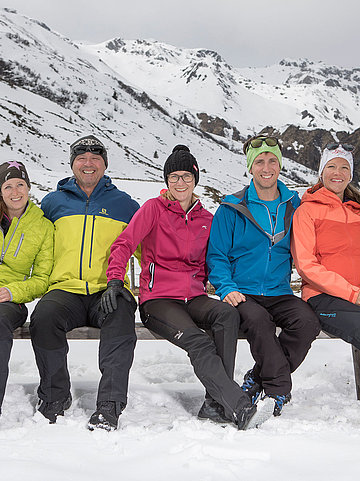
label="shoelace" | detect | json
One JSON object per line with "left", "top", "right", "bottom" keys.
{"left": 241, "top": 376, "right": 255, "bottom": 390}
{"left": 274, "top": 395, "right": 286, "bottom": 410}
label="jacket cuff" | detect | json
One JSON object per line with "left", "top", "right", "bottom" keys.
{"left": 349, "top": 288, "right": 360, "bottom": 304}
{"left": 3, "top": 287, "right": 13, "bottom": 301}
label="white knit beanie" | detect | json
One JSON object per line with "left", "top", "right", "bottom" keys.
{"left": 319, "top": 146, "right": 354, "bottom": 181}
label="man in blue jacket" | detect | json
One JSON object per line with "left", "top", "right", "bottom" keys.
{"left": 207, "top": 135, "right": 320, "bottom": 417}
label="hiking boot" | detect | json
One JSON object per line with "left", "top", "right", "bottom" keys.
{"left": 233, "top": 404, "right": 257, "bottom": 430}
{"left": 265, "top": 393, "right": 292, "bottom": 417}
{"left": 37, "top": 393, "right": 72, "bottom": 424}
{"left": 198, "top": 398, "right": 232, "bottom": 424}
{"left": 241, "top": 369, "right": 262, "bottom": 405}
{"left": 88, "top": 401, "right": 124, "bottom": 431}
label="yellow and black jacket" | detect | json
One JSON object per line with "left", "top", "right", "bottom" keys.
{"left": 41, "top": 175, "right": 140, "bottom": 295}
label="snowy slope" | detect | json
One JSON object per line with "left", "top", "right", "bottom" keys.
{"left": 1, "top": 337, "right": 359, "bottom": 481}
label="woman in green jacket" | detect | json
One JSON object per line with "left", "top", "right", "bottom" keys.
{"left": 0, "top": 161, "right": 53, "bottom": 416}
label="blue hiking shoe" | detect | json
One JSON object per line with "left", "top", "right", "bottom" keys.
{"left": 265, "top": 393, "right": 292, "bottom": 417}
{"left": 241, "top": 369, "right": 263, "bottom": 405}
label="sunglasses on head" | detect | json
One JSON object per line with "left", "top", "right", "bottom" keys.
{"left": 246, "top": 137, "right": 280, "bottom": 153}
{"left": 325, "top": 142, "right": 354, "bottom": 152}
{"left": 73, "top": 145, "right": 105, "bottom": 156}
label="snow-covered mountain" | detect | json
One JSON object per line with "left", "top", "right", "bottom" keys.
{"left": 1, "top": 8, "right": 359, "bottom": 205}
{"left": 85, "top": 39, "right": 360, "bottom": 134}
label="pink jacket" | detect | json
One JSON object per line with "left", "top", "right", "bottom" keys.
{"left": 107, "top": 195, "right": 213, "bottom": 304}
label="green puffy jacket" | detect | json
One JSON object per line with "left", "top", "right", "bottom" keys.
{"left": 0, "top": 201, "right": 54, "bottom": 303}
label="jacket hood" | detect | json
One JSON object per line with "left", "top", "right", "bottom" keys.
{"left": 222, "top": 179, "right": 295, "bottom": 206}
{"left": 13, "top": 200, "right": 44, "bottom": 222}
{"left": 157, "top": 195, "right": 203, "bottom": 216}
{"left": 301, "top": 184, "right": 356, "bottom": 208}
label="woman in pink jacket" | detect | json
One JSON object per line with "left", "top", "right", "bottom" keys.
{"left": 101, "top": 145, "right": 256, "bottom": 430}
{"left": 291, "top": 143, "right": 360, "bottom": 350}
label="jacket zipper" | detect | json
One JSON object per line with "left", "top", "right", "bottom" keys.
{"left": 258, "top": 199, "right": 287, "bottom": 294}
{"left": 184, "top": 201, "right": 199, "bottom": 300}
{"left": 89, "top": 215, "right": 95, "bottom": 268}
{"left": 0, "top": 218, "right": 21, "bottom": 264}
{"left": 13, "top": 233, "right": 24, "bottom": 257}
{"left": 79, "top": 199, "right": 90, "bottom": 294}
{"left": 143, "top": 312, "right": 184, "bottom": 340}
{"left": 148, "top": 262, "right": 155, "bottom": 291}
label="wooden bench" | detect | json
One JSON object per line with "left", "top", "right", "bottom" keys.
{"left": 14, "top": 323, "right": 360, "bottom": 400}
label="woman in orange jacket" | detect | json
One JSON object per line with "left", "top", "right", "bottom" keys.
{"left": 291, "top": 143, "right": 360, "bottom": 349}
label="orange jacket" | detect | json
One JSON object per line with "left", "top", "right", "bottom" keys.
{"left": 291, "top": 185, "right": 360, "bottom": 303}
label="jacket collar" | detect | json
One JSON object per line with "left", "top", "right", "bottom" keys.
{"left": 302, "top": 185, "right": 360, "bottom": 211}
{"left": 158, "top": 195, "right": 202, "bottom": 215}
{"left": 56, "top": 175, "right": 114, "bottom": 198}
{"left": 222, "top": 179, "right": 293, "bottom": 206}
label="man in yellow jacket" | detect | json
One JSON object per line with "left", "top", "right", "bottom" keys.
{"left": 30, "top": 135, "right": 140, "bottom": 431}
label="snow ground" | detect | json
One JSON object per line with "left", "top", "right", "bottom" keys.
{"left": 1, "top": 337, "right": 359, "bottom": 481}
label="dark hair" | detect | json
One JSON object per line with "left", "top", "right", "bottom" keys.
{"left": 0, "top": 197, "right": 6, "bottom": 223}
{"left": 243, "top": 134, "right": 282, "bottom": 155}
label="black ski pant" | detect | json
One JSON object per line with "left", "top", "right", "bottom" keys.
{"left": 308, "top": 293, "right": 360, "bottom": 350}
{"left": 30, "top": 289, "right": 137, "bottom": 413}
{"left": 140, "top": 295, "right": 251, "bottom": 420}
{"left": 0, "top": 302, "right": 28, "bottom": 414}
{"left": 236, "top": 294, "right": 320, "bottom": 396}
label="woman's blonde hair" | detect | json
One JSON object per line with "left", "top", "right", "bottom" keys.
{"left": 161, "top": 189, "right": 198, "bottom": 204}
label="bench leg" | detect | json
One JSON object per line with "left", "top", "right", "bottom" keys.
{"left": 352, "top": 345, "right": 360, "bottom": 400}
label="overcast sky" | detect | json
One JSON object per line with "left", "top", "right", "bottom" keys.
{"left": 6, "top": 0, "right": 360, "bottom": 68}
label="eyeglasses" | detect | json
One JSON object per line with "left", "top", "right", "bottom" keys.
{"left": 325, "top": 142, "right": 354, "bottom": 152}
{"left": 73, "top": 145, "right": 105, "bottom": 156}
{"left": 168, "top": 173, "right": 194, "bottom": 183}
{"left": 245, "top": 137, "right": 280, "bottom": 153}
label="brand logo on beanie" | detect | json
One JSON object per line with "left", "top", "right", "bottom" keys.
{"left": 72, "top": 138, "right": 105, "bottom": 148}
{"left": 193, "top": 164, "right": 198, "bottom": 172}
{"left": 5, "top": 171, "right": 27, "bottom": 182}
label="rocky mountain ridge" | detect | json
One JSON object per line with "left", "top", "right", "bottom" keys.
{"left": 0, "top": 8, "right": 359, "bottom": 201}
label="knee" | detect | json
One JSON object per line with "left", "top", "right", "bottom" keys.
{"left": 291, "top": 313, "right": 321, "bottom": 340}
{"left": 212, "top": 303, "right": 240, "bottom": 330}
{"left": 30, "top": 300, "right": 65, "bottom": 339}
{"left": 0, "top": 317, "right": 12, "bottom": 340}
{"left": 240, "top": 313, "right": 273, "bottom": 337}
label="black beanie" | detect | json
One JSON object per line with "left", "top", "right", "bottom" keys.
{"left": 0, "top": 161, "right": 30, "bottom": 189}
{"left": 70, "top": 135, "right": 108, "bottom": 167}
{"left": 163, "top": 145, "right": 199, "bottom": 186}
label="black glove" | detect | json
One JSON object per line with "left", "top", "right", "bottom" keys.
{"left": 101, "top": 280, "right": 133, "bottom": 314}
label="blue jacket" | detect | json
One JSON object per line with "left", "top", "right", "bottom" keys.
{"left": 42, "top": 175, "right": 140, "bottom": 295}
{"left": 207, "top": 180, "right": 300, "bottom": 299}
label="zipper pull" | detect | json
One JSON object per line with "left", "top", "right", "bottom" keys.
{"left": 174, "top": 330, "right": 183, "bottom": 340}
{"left": 269, "top": 247, "right": 272, "bottom": 261}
